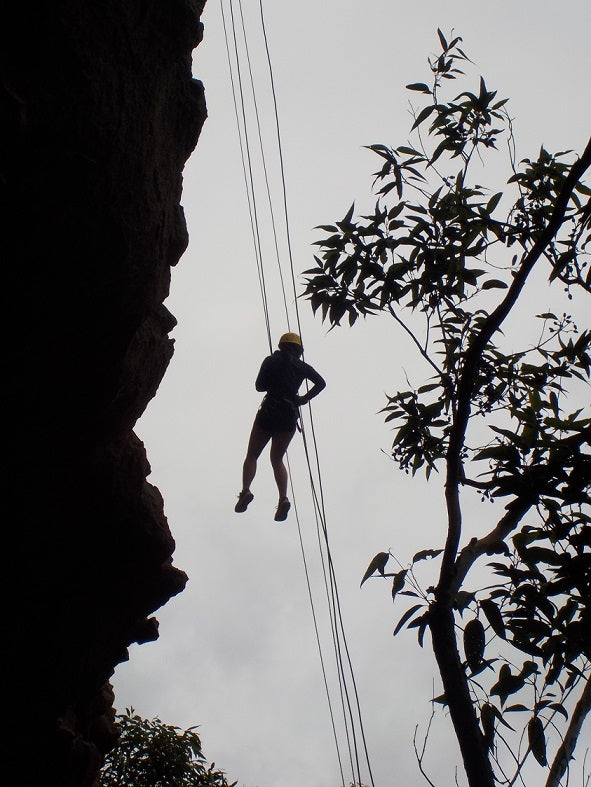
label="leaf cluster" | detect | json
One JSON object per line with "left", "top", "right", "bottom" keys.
{"left": 490, "top": 508, "right": 591, "bottom": 677}
{"left": 303, "top": 33, "right": 590, "bottom": 486}
{"left": 99, "top": 709, "right": 236, "bottom": 787}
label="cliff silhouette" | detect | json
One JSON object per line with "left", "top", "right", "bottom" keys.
{"left": 2, "top": 2, "right": 207, "bottom": 784}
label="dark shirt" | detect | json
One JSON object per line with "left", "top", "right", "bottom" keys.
{"left": 255, "top": 350, "right": 326, "bottom": 406}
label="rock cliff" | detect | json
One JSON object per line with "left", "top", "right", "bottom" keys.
{"left": 2, "top": 2, "right": 206, "bottom": 784}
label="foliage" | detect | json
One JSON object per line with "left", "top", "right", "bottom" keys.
{"left": 99, "top": 709, "right": 236, "bottom": 787}
{"left": 305, "top": 30, "right": 591, "bottom": 787}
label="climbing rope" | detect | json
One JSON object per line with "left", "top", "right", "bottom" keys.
{"left": 220, "top": 2, "right": 375, "bottom": 784}
{"left": 219, "top": 0, "right": 273, "bottom": 350}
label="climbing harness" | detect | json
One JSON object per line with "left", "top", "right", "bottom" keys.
{"left": 220, "top": 2, "right": 375, "bottom": 785}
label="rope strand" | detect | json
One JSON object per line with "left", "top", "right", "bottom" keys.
{"left": 236, "top": 0, "right": 292, "bottom": 330}
{"left": 258, "top": 2, "right": 375, "bottom": 782}
{"left": 221, "top": 2, "right": 375, "bottom": 783}
{"left": 221, "top": 0, "right": 273, "bottom": 350}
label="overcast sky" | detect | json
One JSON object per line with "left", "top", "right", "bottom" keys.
{"left": 112, "top": 2, "right": 591, "bottom": 785}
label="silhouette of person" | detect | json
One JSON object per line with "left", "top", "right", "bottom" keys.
{"left": 235, "top": 332, "right": 326, "bottom": 521}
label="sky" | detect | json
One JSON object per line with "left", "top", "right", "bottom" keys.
{"left": 112, "top": 2, "right": 591, "bottom": 786}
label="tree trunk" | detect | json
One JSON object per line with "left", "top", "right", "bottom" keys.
{"left": 429, "top": 601, "right": 495, "bottom": 787}
{"left": 546, "top": 675, "right": 591, "bottom": 787}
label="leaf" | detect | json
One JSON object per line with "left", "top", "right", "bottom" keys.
{"left": 396, "top": 146, "right": 423, "bottom": 157}
{"left": 527, "top": 716, "right": 548, "bottom": 766}
{"left": 391, "top": 569, "right": 407, "bottom": 600}
{"left": 437, "top": 28, "right": 448, "bottom": 51}
{"left": 343, "top": 202, "right": 355, "bottom": 224}
{"left": 360, "top": 551, "right": 390, "bottom": 587}
{"left": 490, "top": 705, "right": 516, "bottom": 731}
{"left": 406, "top": 82, "right": 432, "bottom": 94}
{"left": 475, "top": 444, "right": 515, "bottom": 461}
{"left": 486, "top": 192, "right": 503, "bottom": 213}
{"left": 491, "top": 664, "right": 525, "bottom": 705}
{"left": 481, "top": 279, "right": 508, "bottom": 290}
{"left": 454, "top": 590, "right": 475, "bottom": 612}
{"left": 510, "top": 638, "right": 544, "bottom": 658}
{"left": 520, "top": 660, "right": 539, "bottom": 679}
{"left": 480, "top": 703, "right": 496, "bottom": 750}
{"left": 429, "top": 138, "right": 450, "bottom": 165}
{"left": 549, "top": 702, "right": 569, "bottom": 721}
{"left": 417, "top": 383, "right": 440, "bottom": 394}
{"left": 464, "top": 618, "right": 486, "bottom": 671}
{"left": 407, "top": 611, "right": 430, "bottom": 647}
{"left": 480, "top": 599, "right": 506, "bottom": 639}
{"left": 489, "top": 425, "right": 520, "bottom": 441}
{"left": 393, "top": 604, "right": 424, "bottom": 636}
{"left": 417, "top": 615, "right": 429, "bottom": 647}
{"left": 411, "top": 548, "right": 443, "bottom": 563}
{"left": 411, "top": 104, "right": 436, "bottom": 131}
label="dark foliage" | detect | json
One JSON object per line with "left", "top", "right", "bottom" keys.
{"left": 99, "top": 709, "right": 236, "bottom": 787}
{"left": 306, "top": 30, "right": 591, "bottom": 787}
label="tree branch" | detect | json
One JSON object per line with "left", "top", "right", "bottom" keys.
{"left": 430, "top": 135, "right": 591, "bottom": 787}
{"left": 387, "top": 303, "right": 445, "bottom": 379}
{"left": 545, "top": 672, "right": 591, "bottom": 787}
{"left": 450, "top": 497, "right": 532, "bottom": 597}
{"left": 439, "top": 134, "right": 591, "bottom": 591}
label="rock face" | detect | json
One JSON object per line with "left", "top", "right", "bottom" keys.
{"left": 2, "top": 2, "right": 206, "bottom": 785}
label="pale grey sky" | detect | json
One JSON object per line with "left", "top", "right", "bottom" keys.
{"left": 113, "top": 2, "right": 591, "bottom": 785}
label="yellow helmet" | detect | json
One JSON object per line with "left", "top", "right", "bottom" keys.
{"left": 279, "top": 332, "right": 302, "bottom": 347}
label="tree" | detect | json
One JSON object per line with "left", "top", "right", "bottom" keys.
{"left": 99, "top": 709, "right": 236, "bottom": 787}
{"left": 304, "top": 30, "right": 591, "bottom": 787}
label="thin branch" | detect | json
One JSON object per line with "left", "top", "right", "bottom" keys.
{"left": 460, "top": 477, "right": 490, "bottom": 490}
{"left": 451, "top": 496, "right": 532, "bottom": 596}
{"left": 494, "top": 726, "right": 526, "bottom": 786}
{"left": 387, "top": 303, "right": 445, "bottom": 378}
{"left": 546, "top": 674, "right": 591, "bottom": 787}
{"left": 413, "top": 703, "right": 438, "bottom": 787}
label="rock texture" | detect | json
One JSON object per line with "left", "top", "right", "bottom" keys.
{"left": 2, "top": 2, "right": 206, "bottom": 785}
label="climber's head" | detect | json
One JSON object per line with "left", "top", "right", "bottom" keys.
{"left": 278, "top": 332, "right": 303, "bottom": 356}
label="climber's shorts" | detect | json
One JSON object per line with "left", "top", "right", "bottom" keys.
{"left": 255, "top": 396, "right": 298, "bottom": 434}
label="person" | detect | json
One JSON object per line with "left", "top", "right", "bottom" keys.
{"left": 235, "top": 332, "right": 326, "bottom": 521}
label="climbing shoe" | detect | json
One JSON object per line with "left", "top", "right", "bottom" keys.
{"left": 235, "top": 490, "right": 254, "bottom": 513}
{"left": 274, "top": 497, "right": 291, "bottom": 522}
